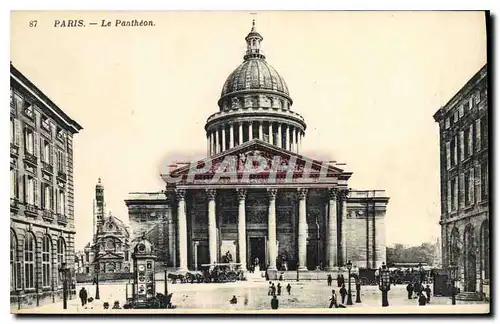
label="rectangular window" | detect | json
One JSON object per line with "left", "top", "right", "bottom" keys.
{"left": 469, "top": 96, "right": 474, "bottom": 110}
{"left": 450, "top": 178, "right": 456, "bottom": 212}
{"left": 453, "top": 112, "right": 458, "bottom": 123}
{"left": 465, "top": 170, "right": 470, "bottom": 206}
{"left": 468, "top": 168, "right": 475, "bottom": 205}
{"left": 475, "top": 90, "right": 481, "bottom": 104}
{"left": 85, "top": 252, "right": 89, "bottom": 263}
{"left": 57, "top": 150, "right": 65, "bottom": 173}
{"left": 445, "top": 141, "right": 451, "bottom": 170}
{"left": 450, "top": 137, "right": 457, "bottom": 166}
{"left": 458, "top": 105, "right": 464, "bottom": 117}
{"left": 464, "top": 101, "right": 470, "bottom": 113}
{"left": 480, "top": 115, "right": 487, "bottom": 149}
{"left": 24, "top": 176, "right": 37, "bottom": 206}
{"left": 459, "top": 131, "right": 465, "bottom": 161}
{"left": 10, "top": 119, "right": 14, "bottom": 144}
{"left": 59, "top": 190, "right": 66, "bottom": 215}
{"left": 481, "top": 161, "right": 488, "bottom": 200}
{"left": 454, "top": 177, "right": 458, "bottom": 211}
{"left": 445, "top": 118, "right": 450, "bottom": 129}
{"left": 468, "top": 124, "right": 474, "bottom": 156}
{"left": 10, "top": 169, "right": 18, "bottom": 199}
{"left": 24, "top": 128, "right": 34, "bottom": 154}
{"left": 42, "top": 139, "right": 51, "bottom": 164}
{"left": 41, "top": 183, "right": 53, "bottom": 210}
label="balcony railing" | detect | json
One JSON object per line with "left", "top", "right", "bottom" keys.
{"left": 10, "top": 198, "right": 19, "bottom": 211}
{"left": 25, "top": 204, "right": 38, "bottom": 217}
{"left": 24, "top": 151, "right": 38, "bottom": 166}
{"left": 57, "top": 213, "right": 68, "bottom": 225}
{"left": 57, "top": 172, "right": 67, "bottom": 181}
{"left": 42, "top": 210, "right": 54, "bottom": 222}
{"left": 42, "top": 162, "right": 53, "bottom": 174}
{"left": 10, "top": 143, "right": 19, "bottom": 157}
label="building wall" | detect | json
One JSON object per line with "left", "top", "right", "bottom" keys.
{"left": 10, "top": 65, "right": 81, "bottom": 310}
{"left": 126, "top": 188, "right": 388, "bottom": 271}
{"left": 435, "top": 64, "right": 489, "bottom": 297}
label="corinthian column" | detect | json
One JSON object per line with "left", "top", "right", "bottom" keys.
{"left": 249, "top": 121, "right": 253, "bottom": 140}
{"left": 236, "top": 189, "right": 247, "bottom": 270}
{"left": 268, "top": 122, "right": 273, "bottom": 145}
{"left": 267, "top": 188, "right": 278, "bottom": 271}
{"left": 206, "top": 189, "right": 217, "bottom": 265}
{"left": 339, "top": 189, "right": 349, "bottom": 266}
{"left": 285, "top": 125, "right": 290, "bottom": 150}
{"left": 175, "top": 189, "right": 188, "bottom": 271}
{"left": 221, "top": 127, "right": 226, "bottom": 152}
{"left": 298, "top": 188, "right": 308, "bottom": 271}
{"left": 258, "top": 122, "right": 263, "bottom": 141}
{"left": 277, "top": 124, "right": 282, "bottom": 148}
{"left": 326, "top": 188, "right": 338, "bottom": 270}
{"left": 239, "top": 122, "right": 243, "bottom": 145}
{"left": 229, "top": 123, "right": 234, "bottom": 149}
{"left": 215, "top": 128, "right": 220, "bottom": 154}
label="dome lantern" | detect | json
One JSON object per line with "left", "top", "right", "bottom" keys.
{"left": 244, "top": 19, "right": 265, "bottom": 61}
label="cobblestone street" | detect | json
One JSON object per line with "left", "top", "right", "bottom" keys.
{"left": 15, "top": 280, "right": 489, "bottom": 314}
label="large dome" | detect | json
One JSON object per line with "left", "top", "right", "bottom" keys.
{"left": 221, "top": 59, "right": 289, "bottom": 97}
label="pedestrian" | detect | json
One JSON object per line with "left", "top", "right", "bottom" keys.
{"left": 286, "top": 283, "right": 292, "bottom": 295}
{"left": 418, "top": 292, "right": 427, "bottom": 306}
{"left": 406, "top": 283, "right": 414, "bottom": 300}
{"left": 229, "top": 295, "right": 238, "bottom": 304}
{"left": 271, "top": 283, "right": 276, "bottom": 296}
{"left": 339, "top": 284, "right": 347, "bottom": 305}
{"left": 268, "top": 281, "right": 273, "bottom": 296}
{"left": 112, "top": 301, "right": 121, "bottom": 309}
{"left": 336, "top": 274, "right": 341, "bottom": 287}
{"left": 277, "top": 283, "right": 282, "bottom": 296}
{"left": 279, "top": 272, "right": 284, "bottom": 281}
{"left": 79, "top": 287, "right": 88, "bottom": 307}
{"left": 424, "top": 285, "right": 432, "bottom": 303}
{"left": 340, "top": 274, "right": 345, "bottom": 287}
{"left": 329, "top": 290, "right": 337, "bottom": 308}
{"left": 327, "top": 274, "right": 332, "bottom": 287}
{"left": 413, "top": 281, "right": 420, "bottom": 297}
{"left": 271, "top": 295, "right": 279, "bottom": 309}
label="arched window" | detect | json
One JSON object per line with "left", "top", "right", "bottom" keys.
{"left": 42, "top": 235, "right": 51, "bottom": 287}
{"left": 24, "top": 232, "right": 36, "bottom": 289}
{"left": 57, "top": 237, "right": 66, "bottom": 286}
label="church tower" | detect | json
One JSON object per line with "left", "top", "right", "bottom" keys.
{"left": 94, "top": 178, "right": 105, "bottom": 234}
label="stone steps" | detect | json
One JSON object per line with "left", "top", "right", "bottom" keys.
{"left": 456, "top": 291, "right": 483, "bottom": 301}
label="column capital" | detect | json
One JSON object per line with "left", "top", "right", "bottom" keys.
{"left": 236, "top": 188, "right": 247, "bottom": 200}
{"left": 297, "top": 188, "right": 308, "bottom": 200}
{"left": 328, "top": 188, "right": 339, "bottom": 200}
{"left": 175, "top": 189, "right": 186, "bottom": 201}
{"left": 267, "top": 188, "right": 278, "bottom": 200}
{"left": 206, "top": 189, "right": 217, "bottom": 200}
{"left": 339, "top": 189, "right": 350, "bottom": 199}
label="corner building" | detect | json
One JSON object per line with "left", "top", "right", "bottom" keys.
{"left": 10, "top": 64, "right": 82, "bottom": 309}
{"left": 127, "top": 23, "right": 390, "bottom": 277}
{"left": 434, "top": 64, "right": 489, "bottom": 300}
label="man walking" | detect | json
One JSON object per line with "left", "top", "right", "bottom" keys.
{"left": 327, "top": 274, "right": 333, "bottom": 287}
{"left": 286, "top": 283, "right": 292, "bottom": 295}
{"left": 406, "top": 282, "right": 414, "bottom": 300}
{"left": 277, "top": 283, "right": 282, "bottom": 296}
{"left": 424, "top": 285, "right": 432, "bottom": 303}
{"left": 79, "top": 287, "right": 88, "bottom": 307}
{"left": 339, "top": 284, "right": 348, "bottom": 305}
{"left": 271, "top": 295, "right": 279, "bottom": 309}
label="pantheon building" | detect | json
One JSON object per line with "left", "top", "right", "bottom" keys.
{"left": 126, "top": 22, "right": 389, "bottom": 277}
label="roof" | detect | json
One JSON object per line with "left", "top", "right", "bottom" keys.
{"left": 10, "top": 63, "right": 83, "bottom": 133}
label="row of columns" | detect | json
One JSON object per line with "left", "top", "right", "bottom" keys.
{"left": 175, "top": 187, "right": 349, "bottom": 272}
{"left": 207, "top": 121, "right": 304, "bottom": 156}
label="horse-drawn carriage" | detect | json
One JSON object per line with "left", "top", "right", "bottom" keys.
{"left": 167, "top": 263, "right": 245, "bottom": 284}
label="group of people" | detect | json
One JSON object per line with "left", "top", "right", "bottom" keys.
{"left": 406, "top": 282, "right": 432, "bottom": 306}
{"left": 268, "top": 281, "right": 292, "bottom": 296}
{"left": 327, "top": 274, "right": 347, "bottom": 287}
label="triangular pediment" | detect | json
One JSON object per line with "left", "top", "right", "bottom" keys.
{"left": 97, "top": 251, "right": 123, "bottom": 260}
{"left": 163, "top": 139, "right": 351, "bottom": 187}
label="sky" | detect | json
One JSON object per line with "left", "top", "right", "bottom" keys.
{"left": 10, "top": 11, "right": 487, "bottom": 250}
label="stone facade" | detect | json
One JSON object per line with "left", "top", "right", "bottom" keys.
{"left": 434, "top": 64, "right": 489, "bottom": 298}
{"left": 125, "top": 22, "right": 390, "bottom": 276}
{"left": 10, "top": 63, "right": 82, "bottom": 310}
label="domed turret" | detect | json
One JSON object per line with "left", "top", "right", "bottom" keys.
{"left": 205, "top": 20, "right": 306, "bottom": 156}
{"left": 133, "top": 235, "right": 154, "bottom": 256}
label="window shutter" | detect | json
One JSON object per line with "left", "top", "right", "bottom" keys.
{"left": 23, "top": 175, "right": 27, "bottom": 203}
{"left": 446, "top": 142, "right": 451, "bottom": 170}
{"left": 468, "top": 124, "right": 474, "bottom": 155}
{"left": 34, "top": 178, "right": 39, "bottom": 207}
{"left": 50, "top": 144, "right": 54, "bottom": 165}
{"left": 33, "top": 134, "right": 39, "bottom": 158}
{"left": 469, "top": 169, "right": 475, "bottom": 204}
{"left": 476, "top": 119, "right": 481, "bottom": 152}
{"left": 54, "top": 188, "right": 59, "bottom": 213}
{"left": 453, "top": 136, "right": 458, "bottom": 165}
{"left": 447, "top": 180, "right": 451, "bottom": 214}
{"left": 454, "top": 177, "right": 458, "bottom": 211}
{"left": 459, "top": 131, "right": 464, "bottom": 161}
{"left": 476, "top": 167, "right": 482, "bottom": 203}
{"left": 14, "top": 119, "right": 20, "bottom": 146}
{"left": 459, "top": 173, "right": 465, "bottom": 209}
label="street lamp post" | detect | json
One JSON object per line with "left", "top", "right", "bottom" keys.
{"left": 449, "top": 262, "right": 458, "bottom": 305}
{"left": 95, "top": 259, "right": 100, "bottom": 300}
{"left": 378, "top": 262, "right": 390, "bottom": 307}
{"left": 58, "top": 262, "right": 69, "bottom": 310}
{"left": 346, "top": 260, "right": 353, "bottom": 305}
{"left": 418, "top": 262, "right": 424, "bottom": 284}
{"left": 355, "top": 278, "right": 362, "bottom": 303}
